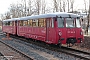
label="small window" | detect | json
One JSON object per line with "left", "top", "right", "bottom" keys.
{"left": 43, "top": 19, "right": 46, "bottom": 27}
{"left": 76, "top": 19, "right": 81, "bottom": 28}
{"left": 52, "top": 18, "right": 54, "bottom": 28}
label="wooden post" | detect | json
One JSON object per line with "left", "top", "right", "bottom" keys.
{"left": 6, "top": 33, "right": 10, "bottom": 38}
{"left": 2, "top": 33, "right": 12, "bottom": 40}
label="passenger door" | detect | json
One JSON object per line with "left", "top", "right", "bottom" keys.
{"left": 46, "top": 19, "right": 50, "bottom": 42}
{"left": 46, "top": 18, "right": 55, "bottom": 43}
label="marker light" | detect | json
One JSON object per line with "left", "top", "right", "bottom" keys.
{"left": 80, "top": 31, "right": 83, "bottom": 35}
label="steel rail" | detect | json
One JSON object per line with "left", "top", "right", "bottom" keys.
{"left": 0, "top": 40, "right": 34, "bottom": 60}
{"left": 11, "top": 35, "right": 90, "bottom": 60}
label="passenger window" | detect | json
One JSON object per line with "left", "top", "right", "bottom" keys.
{"left": 7, "top": 22, "right": 10, "bottom": 26}
{"left": 23, "top": 20, "right": 28, "bottom": 26}
{"left": 28, "top": 20, "right": 33, "bottom": 27}
{"left": 36, "top": 19, "right": 38, "bottom": 27}
{"left": 38, "top": 18, "right": 46, "bottom": 27}
{"left": 5, "top": 22, "right": 8, "bottom": 26}
{"left": 20, "top": 21, "right": 23, "bottom": 26}
{"left": 32, "top": 19, "right": 38, "bottom": 27}
{"left": 7, "top": 21, "right": 11, "bottom": 26}
{"left": 10, "top": 21, "right": 12, "bottom": 26}
{"left": 3, "top": 21, "right": 12, "bottom": 26}
{"left": 3, "top": 22, "right": 7, "bottom": 26}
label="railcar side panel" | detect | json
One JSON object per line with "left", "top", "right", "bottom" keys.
{"left": 2, "top": 21, "right": 16, "bottom": 35}
{"left": 25, "top": 27, "right": 46, "bottom": 41}
{"left": 18, "top": 26, "right": 25, "bottom": 36}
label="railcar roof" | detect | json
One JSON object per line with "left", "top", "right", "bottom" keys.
{"left": 3, "top": 18, "right": 20, "bottom": 22}
{"left": 3, "top": 12, "right": 80, "bottom": 21}
{"left": 19, "top": 12, "right": 80, "bottom": 20}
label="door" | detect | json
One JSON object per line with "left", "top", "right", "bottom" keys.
{"left": 46, "top": 19, "right": 50, "bottom": 41}
{"left": 46, "top": 18, "right": 55, "bottom": 43}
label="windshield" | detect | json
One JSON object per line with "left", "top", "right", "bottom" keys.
{"left": 76, "top": 19, "right": 81, "bottom": 27}
{"left": 66, "top": 18, "right": 75, "bottom": 28}
{"left": 57, "top": 18, "right": 64, "bottom": 28}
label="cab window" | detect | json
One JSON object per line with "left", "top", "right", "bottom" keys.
{"left": 57, "top": 18, "right": 64, "bottom": 28}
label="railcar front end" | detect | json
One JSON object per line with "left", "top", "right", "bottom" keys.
{"left": 56, "top": 16, "right": 84, "bottom": 47}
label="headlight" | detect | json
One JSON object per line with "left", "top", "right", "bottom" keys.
{"left": 80, "top": 31, "right": 83, "bottom": 35}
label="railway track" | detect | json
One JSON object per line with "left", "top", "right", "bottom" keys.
{"left": 59, "top": 47, "right": 90, "bottom": 60}
{"left": 0, "top": 33, "right": 90, "bottom": 60}
{"left": 0, "top": 34, "right": 34, "bottom": 60}
{"left": 10, "top": 35, "right": 90, "bottom": 60}
{"left": 0, "top": 41, "right": 34, "bottom": 60}
{"left": 0, "top": 33, "right": 60, "bottom": 60}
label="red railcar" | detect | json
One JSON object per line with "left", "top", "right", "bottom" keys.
{"left": 2, "top": 12, "right": 84, "bottom": 47}
{"left": 17, "top": 12, "right": 84, "bottom": 46}
{"left": 2, "top": 18, "right": 19, "bottom": 35}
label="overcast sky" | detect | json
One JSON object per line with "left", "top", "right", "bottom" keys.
{"left": 0, "top": 0, "right": 19, "bottom": 14}
{"left": 0, "top": 0, "right": 89, "bottom": 14}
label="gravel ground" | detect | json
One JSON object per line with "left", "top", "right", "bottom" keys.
{"left": 76, "top": 36, "right": 90, "bottom": 49}
{"left": 0, "top": 40, "right": 29, "bottom": 60}
{"left": 0, "top": 35, "right": 82, "bottom": 60}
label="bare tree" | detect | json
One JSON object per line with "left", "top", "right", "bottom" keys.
{"left": 21, "top": 0, "right": 27, "bottom": 16}
{"left": 9, "top": 3, "right": 23, "bottom": 18}
{"left": 9, "top": 4, "right": 16, "bottom": 18}
{"left": 85, "top": 0, "right": 90, "bottom": 35}
{"left": 67, "top": 0, "right": 70, "bottom": 12}
{"left": 66, "top": 0, "right": 75, "bottom": 12}
{"left": 41, "top": 0, "right": 46, "bottom": 14}
{"left": 27, "top": 0, "right": 34, "bottom": 16}
{"left": 62, "top": 0, "right": 67, "bottom": 12}
{"left": 59, "top": 0, "right": 62, "bottom": 12}
{"left": 0, "top": 14, "right": 6, "bottom": 20}
{"left": 70, "top": 0, "right": 74, "bottom": 12}
{"left": 53, "top": 0, "right": 58, "bottom": 12}
{"left": 5, "top": 12, "right": 11, "bottom": 19}
{"left": 84, "top": 0, "right": 87, "bottom": 13}
{"left": 34, "top": 0, "right": 41, "bottom": 15}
